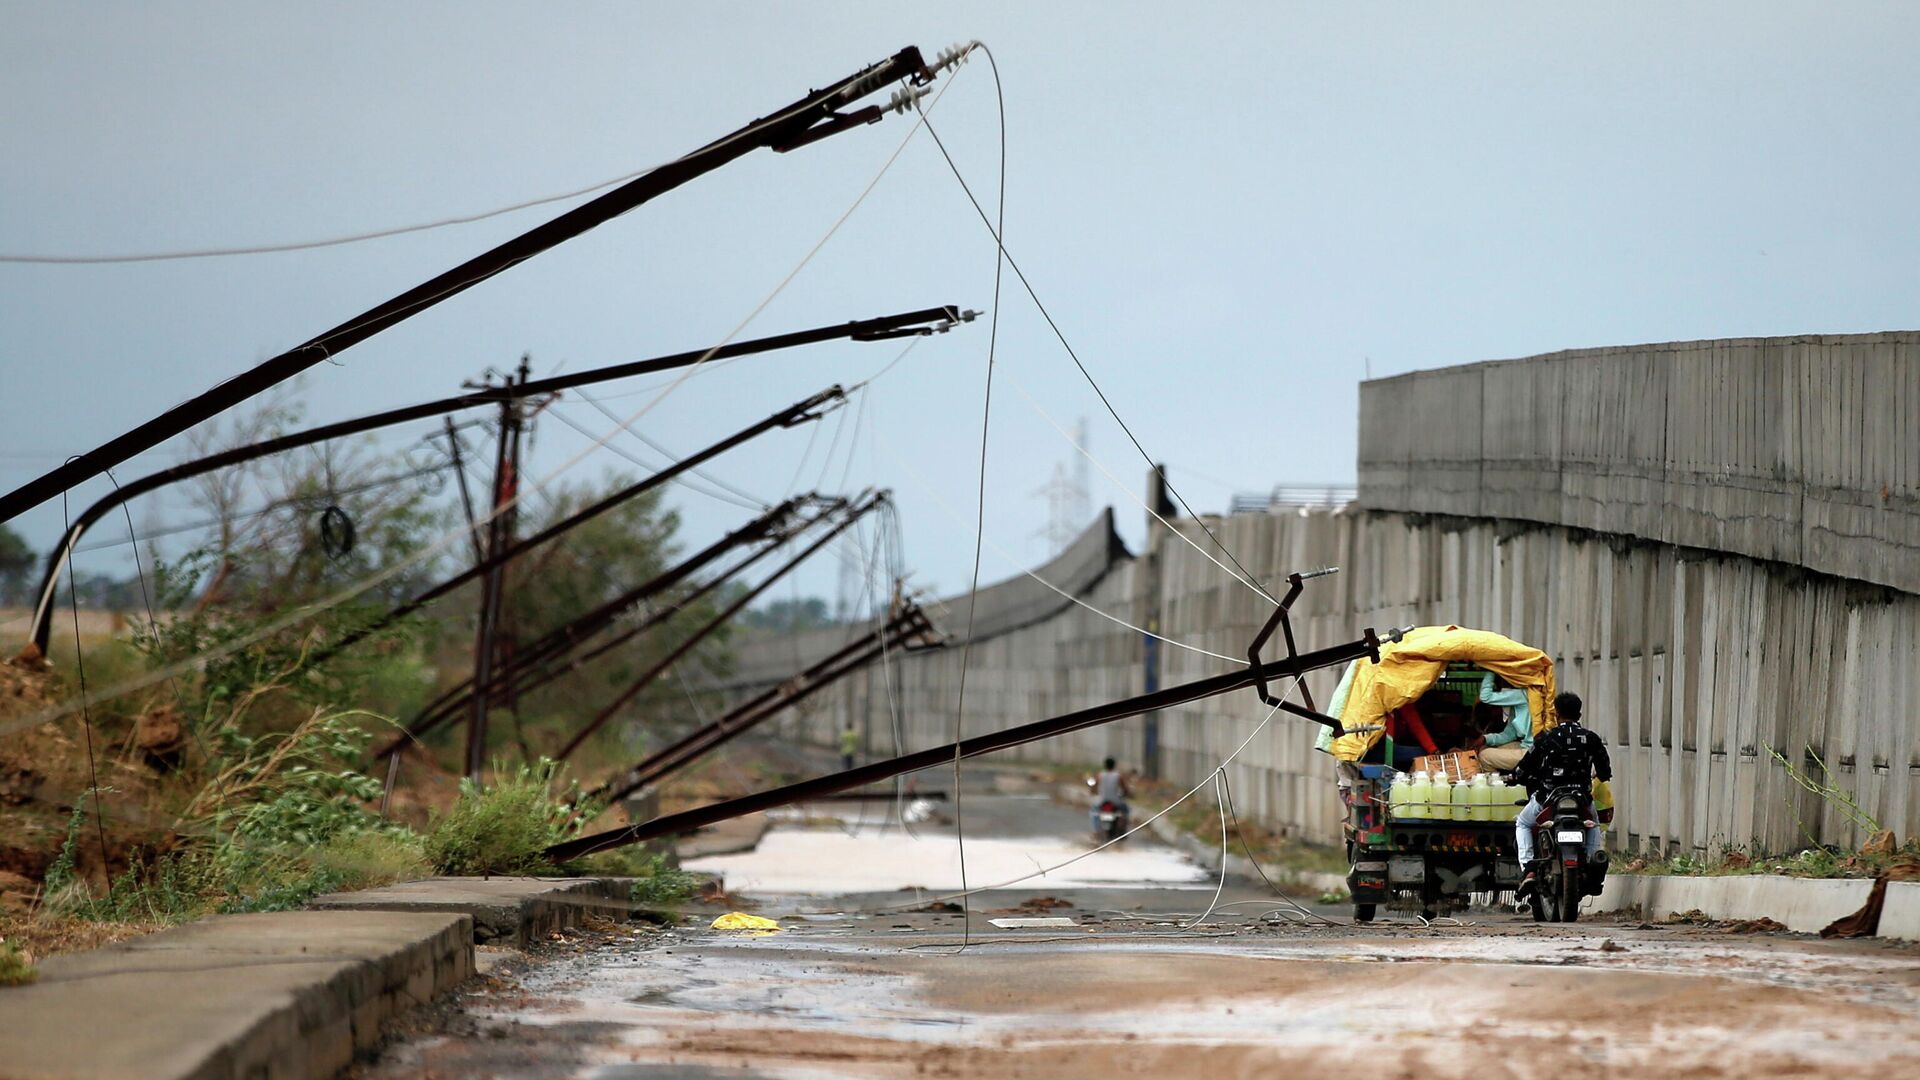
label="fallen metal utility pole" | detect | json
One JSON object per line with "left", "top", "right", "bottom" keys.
{"left": 550, "top": 571, "right": 1408, "bottom": 861}
{"left": 592, "top": 601, "right": 940, "bottom": 804}
{"left": 373, "top": 496, "right": 826, "bottom": 759}
{"left": 0, "top": 45, "right": 946, "bottom": 522}
{"left": 404, "top": 510, "right": 823, "bottom": 745}
{"left": 554, "top": 489, "right": 889, "bottom": 761}
{"left": 23, "top": 305, "right": 965, "bottom": 655}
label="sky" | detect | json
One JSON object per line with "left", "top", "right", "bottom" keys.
{"left": 3, "top": 2, "right": 1918, "bottom": 610}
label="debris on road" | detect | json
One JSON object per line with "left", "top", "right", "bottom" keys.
{"left": 708, "top": 912, "right": 780, "bottom": 933}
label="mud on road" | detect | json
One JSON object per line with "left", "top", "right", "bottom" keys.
{"left": 360, "top": 785, "right": 1920, "bottom": 1078}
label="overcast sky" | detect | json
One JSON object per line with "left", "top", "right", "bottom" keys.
{"left": 4, "top": 3, "right": 1917, "bottom": 610}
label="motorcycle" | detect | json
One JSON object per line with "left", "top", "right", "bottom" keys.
{"left": 1524, "top": 784, "right": 1609, "bottom": 923}
{"left": 1086, "top": 776, "right": 1130, "bottom": 842}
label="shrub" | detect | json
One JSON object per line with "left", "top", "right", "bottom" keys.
{"left": 0, "top": 940, "right": 34, "bottom": 987}
{"left": 425, "top": 761, "right": 592, "bottom": 877}
{"left": 629, "top": 854, "right": 701, "bottom": 906}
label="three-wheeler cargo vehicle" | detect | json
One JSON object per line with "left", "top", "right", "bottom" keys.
{"left": 1316, "top": 626, "right": 1561, "bottom": 922}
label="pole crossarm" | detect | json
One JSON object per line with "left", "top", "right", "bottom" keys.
{"left": 0, "top": 45, "right": 942, "bottom": 522}
{"left": 22, "top": 306, "right": 963, "bottom": 654}
{"left": 548, "top": 626, "right": 1394, "bottom": 862}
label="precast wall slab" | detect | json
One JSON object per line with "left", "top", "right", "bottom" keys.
{"left": 740, "top": 507, "right": 1920, "bottom": 856}
{"left": 1359, "top": 332, "right": 1920, "bottom": 594}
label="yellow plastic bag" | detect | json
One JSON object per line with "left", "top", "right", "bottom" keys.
{"left": 709, "top": 911, "right": 780, "bottom": 932}
{"left": 1592, "top": 779, "right": 1614, "bottom": 813}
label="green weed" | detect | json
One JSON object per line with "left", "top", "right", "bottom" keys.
{"left": 0, "top": 939, "right": 34, "bottom": 987}
{"left": 425, "top": 760, "right": 594, "bottom": 877}
{"left": 629, "top": 854, "right": 701, "bottom": 906}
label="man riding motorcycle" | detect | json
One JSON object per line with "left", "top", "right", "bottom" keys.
{"left": 1089, "top": 757, "right": 1131, "bottom": 836}
{"left": 1512, "top": 692, "right": 1613, "bottom": 900}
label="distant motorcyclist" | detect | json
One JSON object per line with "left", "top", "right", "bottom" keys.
{"left": 1089, "top": 757, "right": 1131, "bottom": 835}
{"left": 1512, "top": 692, "right": 1613, "bottom": 899}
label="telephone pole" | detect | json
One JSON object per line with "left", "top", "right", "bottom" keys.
{"left": 466, "top": 357, "right": 530, "bottom": 780}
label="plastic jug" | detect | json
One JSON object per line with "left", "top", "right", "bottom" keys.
{"left": 1388, "top": 772, "right": 1412, "bottom": 820}
{"left": 1468, "top": 773, "right": 1491, "bottom": 822}
{"left": 1407, "top": 771, "right": 1432, "bottom": 819}
{"left": 1451, "top": 777, "right": 1473, "bottom": 821}
{"left": 1490, "top": 775, "right": 1516, "bottom": 821}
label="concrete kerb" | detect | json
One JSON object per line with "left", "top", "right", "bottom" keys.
{"left": 1591, "top": 873, "right": 1877, "bottom": 935}
{"left": 0, "top": 877, "right": 649, "bottom": 1080}
{"left": 0, "top": 909, "right": 471, "bottom": 1080}
{"left": 310, "top": 875, "right": 636, "bottom": 944}
{"left": 1878, "top": 881, "right": 1920, "bottom": 940}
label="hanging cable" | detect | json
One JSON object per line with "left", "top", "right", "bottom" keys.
{"left": 872, "top": 423, "right": 1241, "bottom": 664}
{"left": 876, "top": 687, "right": 1295, "bottom": 911}
{"left": 58, "top": 478, "right": 112, "bottom": 883}
{"left": 1005, "top": 373, "right": 1272, "bottom": 601}
{"left": 938, "top": 34, "right": 1010, "bottom": 953}
{"left": 576, "top": 391, "right": 769, "bottom": 509}
{"left": 915, "top": 44, "right": 1276, "bottom": 605}
{"left": 1, "top": 57, "right": 972, "bottom": 741}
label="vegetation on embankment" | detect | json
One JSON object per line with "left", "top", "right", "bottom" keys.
{"left": 0, "top": 447, "right": 728, "bottom": 982}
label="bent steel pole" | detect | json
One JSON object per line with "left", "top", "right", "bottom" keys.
{"left": 24, "top": 306, "right": 961, "bottom": 654}
{"left": 550, "top": 627, "right": 1399, "bottom": 861}
{"left": 0, "top": 46, "right": 939, "bottom": 522}
{"left": 387, "top": 495, "right": 849, "bottom": 752}
{"left": 373, "top": 496, "right": 825, "bottom": 758}
{"left": 594, "top": 603, "right": 938, "bottom": 803}
{"left": 553, "top": 490, "right": 889, "bottom": 761}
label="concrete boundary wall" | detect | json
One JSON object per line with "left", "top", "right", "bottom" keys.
{"left": 1358, "top": 332, "right": 1920, "bottom": 594}
{"left": 743, "top": 506, "right": 1920, "bottom": 857}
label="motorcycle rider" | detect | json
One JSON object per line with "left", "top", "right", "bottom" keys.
{"left": 1512, "top": 692, "right": 1613, "bottom": 899}
{"left": 1089, "top": 757, "right": 1131, "bottom": 835}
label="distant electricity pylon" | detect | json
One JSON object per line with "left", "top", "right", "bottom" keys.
{"left": 1032, "top": 416, "right": 1092, "bottom": 557}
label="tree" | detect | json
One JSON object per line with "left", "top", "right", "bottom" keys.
{"left": 0, "top": 524, "right": 33, "bottom": 605}
{"left": 481, "top": 473, "right": 732, "bottom": 767}
{"left": 739, "top": 596, "right": 835, "bottom": 634}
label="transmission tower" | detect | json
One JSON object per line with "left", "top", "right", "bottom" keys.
{"left": 1031, "top": 416, "right": 1093, "bottom": 557}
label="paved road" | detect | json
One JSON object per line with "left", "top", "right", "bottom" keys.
{"left": 361, "top": 778, "right": 1920, "bottom": 1078}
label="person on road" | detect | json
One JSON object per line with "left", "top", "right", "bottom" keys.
{"left": 1470, "top": 671, "right": 1534, "bottom": 770}
{"left": 838, "top": 724, "right": 859, "bottom": 771}
{"left": 1513, "top": 692, "right": 1613, "bottom": 898}
{"left": 1089, "top": 757, "right": 1130, "bottom": 834}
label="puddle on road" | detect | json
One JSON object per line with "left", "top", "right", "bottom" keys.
{"left": 489, "top": 931, "right": 1920, "bottom": 1078}
{"left": 683, "top": 824, "right": 1209, "bottom": 894}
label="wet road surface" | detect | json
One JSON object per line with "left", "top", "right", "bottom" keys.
{"left": 360, "top": 777, "right": 1920, "bottom": 1078}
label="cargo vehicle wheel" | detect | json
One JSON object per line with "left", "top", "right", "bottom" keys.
{"left": 1352, "top": 903, "right": 1375, "bottom": 923}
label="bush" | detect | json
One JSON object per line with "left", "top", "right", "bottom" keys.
{"left": 0, "top": 939, "right": 35, "bottom": 987}
{"left": 629, "top": 854, "right": 701, "bottom": 906}
{"left": 425, "top": 761, "right": 592, "bottom": 877}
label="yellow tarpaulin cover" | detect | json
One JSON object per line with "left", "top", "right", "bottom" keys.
{"left": 1328, "top": 625, "right": 1557, "bottom": 762}
{"left": 709, "top": 912, "right": 781, "bottom": 932}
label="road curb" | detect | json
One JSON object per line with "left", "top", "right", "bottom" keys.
{"left": 1592, "top": 873, "right": 1876, "bottom": 935}
{"left": 1879, "top": 881, "right": 1920, "bottom": 940}
{"left": 311, "top": 875, "right": 633, "bottom": 945}
{"left": 0, "top": 909, "right": 472, "bottom": 1080}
